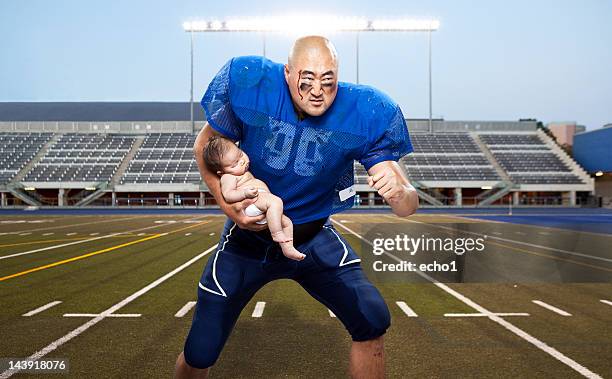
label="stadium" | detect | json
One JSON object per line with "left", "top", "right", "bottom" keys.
{"left": 1, "top": 3, "right": 611, "bottom": 379}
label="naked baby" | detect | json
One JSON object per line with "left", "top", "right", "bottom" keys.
{"left": 203, "top": 135, "right": 305, "bottom": 261}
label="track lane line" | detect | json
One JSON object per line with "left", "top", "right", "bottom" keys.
{"left": 331, "top": 217, "right": 603, "bottom": 379}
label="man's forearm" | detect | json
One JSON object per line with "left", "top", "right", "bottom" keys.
{"left": 194, "top": 123, "right": 229, "bottom": 209}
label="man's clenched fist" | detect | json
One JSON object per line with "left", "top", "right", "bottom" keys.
{"left": 367, "top": 168, "right": 406, "bottom": 203}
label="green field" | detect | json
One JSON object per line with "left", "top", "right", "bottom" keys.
{"left": 0, "top": 213, "right": 610, "bottom": 378}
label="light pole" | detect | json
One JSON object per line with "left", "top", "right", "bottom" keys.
{"left": 190, "top": 30, "right": 194, "bottom": 132}
{"left": 183, "top": 17, "right": 439, "bottom": 133}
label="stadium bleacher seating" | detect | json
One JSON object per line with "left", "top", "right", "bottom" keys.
{"left": 23, "top": 134, "right": 134, "bottom": 183}
{"left": 0, "top": 132, "right": 53, "bottom": 184}
{"left": 120, "top": 133, "right": 201, "bottom": 184}
{"left": 400, "top": 133, "right": 500, "bottom": 182}
{"left": 480, "top": 133, "right": 585, "bottom": 185}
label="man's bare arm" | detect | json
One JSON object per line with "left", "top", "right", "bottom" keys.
{"left": 367, "top": 160, "right": 418, "bottom": 217}
{"left": 194, "top": 123, "right": 266, "bottom": 230}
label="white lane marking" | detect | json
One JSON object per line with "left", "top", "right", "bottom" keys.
{"left": 89, "top": 233, "right": 99, "bottom": 236}
{"left": 252, "top": 302, "right": 266, "bottom": 318}
{"left": 137, "top": 233, "right": 145, "bottom": 236}
{"left": 538, "top": 232, "right": 551, "bottom": 235}
{"left": 515, "top": 231, "right": 526, "bottom": 235}
{"left": 0, "top": 243, "right": 218, "bottom": 379}
{"left": 0, "top": 234, "right": 121, "bottom": 260}
{"left": 331, "top": 218, "right": 602, "bottom": 379}
{"left": 66, "top": 233, "right": 77, "bottom": 236}
{"left": 42, "top": 233, "right": 54, "bottom": 236}
{"left": 175, "top": 301, "right": 197, "bottom": 318}
{"left": 209, "top": 232, "right": 215, "bottom": 236}
{"left": 396, "top": 301, "right": 418, "bottom": 317}
{"left": 532, "top": 300, "right": 572, "bottom": 316}
{"left": 328, "top": 309, "right": 336, "bottom": 318}
{"left": 185, "top": 233, "right": 192, "bottom": 236}
{"left": 382, "top": 215, "right": 612, "bottom": 265}
{"left": 492, "top": 232, "right": 503, "bottom": 235}
{"left": 63, "top": 313, "right": 141, "bottom": 318}
{"left": 0, "top": 219, "right": 209, "bottom": 261}
{"left": 22, "top": 301, "right": 62, "bottom": 317}
{"left": 19, "top": 233, "right": 31, "bottom": 236}
{"left": 445, "top": 313, "right": 530, "bottom": 317}
{"left": 600, "top": 300, "right": 612, "bottom": 307}
{"left": 2, "top": 216, "right": 138, "bottom": 234}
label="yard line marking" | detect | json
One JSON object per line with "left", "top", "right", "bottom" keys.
{"left": 0, "top": 243, "right": 218, "bottom": 379}
{"left": 0, "top": 237, "right": 92, "bottom": 248}
{"left": 532, "top": 300, "right": 572, "bottom": 316}
{"left": 328, "top": 309, "right": 336, "bottom": 318}
{"left": 0, "top": 218, "right": 209, "bottom": 261}
{"left": 444, "top": 313, "right": 529, "bottom": 317}
{"left": 396, "top": 301, "right": 418, "bottom": 317}
{"left": 43, "top": 233, "right": 54, "bottom": 236}
{"left": 600, "top": 300, "right": 612, "bottom": 307}
{"left": 89, "top": 233, "right": 99, "bottom": 236}
{"left": 252, "top": 302, "right": 266, "bottom": 318}
{"left": 66, "top": 233, "right": 77, "bottom": 236}
{"left": 137, "top": 233, "right": 145, "bottom": 236}
{"left": 331, "top": 218, "right": 602, "bottom": 379}
{"left": 0, "top": 234, "right": 164, "bottom": 282}
{"left": 538, "top": 231, "right": 550, "bottom": 235}
{"left": 492, "top": 232, "right": 503, "bottom": 235}
{"left": 175, "top": 301, "right": 197, "bottom": 318}
{"left": 383, "top": 214, "right": 612, "bottom": 264}
{"left": 22, "top": 301, "right": 62, "bottom": 317}
{"left": 209, "top": 232, "right": 215, "bottom": 236}
{"left": 63, "top": 313, "right": 141, "bottom": 318}
{"left": 185, "top": 233, "right": 192, "bottom": 236}
{"left": 19, "top": 233, "right": 31, "bottom": 236}
{"left": 0, "top": 215, "right": 139, "bottom": 234}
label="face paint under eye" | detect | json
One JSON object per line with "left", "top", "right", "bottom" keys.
{"left": 296, "top": 70, "right": 304, "bottom": 100}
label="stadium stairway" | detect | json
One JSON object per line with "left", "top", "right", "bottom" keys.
{"left": 408, "top": 178, "right": 444, "bottom": 206}
{"left": 472, "top": 133, "right": 513, "bottom": 183}
{"left": 10, "top": 133, "right": 62, "bottom": 184}
{"left": 109, "top": 136, "right": 145, "bottom": 187}
{"left": 537, "top": 129, "right": 593, "bottom": 185}
{"left": 4, "top": 134, "right": 61, "bottom": 206}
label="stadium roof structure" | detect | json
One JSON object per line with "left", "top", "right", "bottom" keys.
{"left": 0, "top": 102, "right": 205, "bottom": 122}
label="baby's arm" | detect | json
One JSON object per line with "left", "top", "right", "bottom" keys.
{"left": 220, "top": 174, "right": 258, "bottom": 203}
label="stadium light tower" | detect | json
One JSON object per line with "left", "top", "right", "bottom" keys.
{"left": 183, "top": 16, "right": 440, "bottom": 133}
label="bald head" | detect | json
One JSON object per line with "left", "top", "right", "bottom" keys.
{"left": 284, "top": 36, "right": 340, "bottom": 118}
{"left": 288, "top": 36, "right": 338, "bottom": 68}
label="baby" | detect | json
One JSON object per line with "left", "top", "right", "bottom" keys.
{"left": 203, "top": 135, "right": 305, "bottom": 261}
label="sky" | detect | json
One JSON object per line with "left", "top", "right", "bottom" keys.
{"left": 1, "top": 0, "right": 610, "bottom": 130}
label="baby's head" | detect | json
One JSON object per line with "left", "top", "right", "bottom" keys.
{"left": 203, "top": 135, "right": 250, "bottom": 176}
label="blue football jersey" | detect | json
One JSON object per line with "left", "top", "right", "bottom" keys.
{"left": 202, "top": 56, "right": 413, "bottom": 224}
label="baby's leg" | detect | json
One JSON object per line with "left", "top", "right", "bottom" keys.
{"left": 255, "top": 193, "right": 305, "bottom": 261}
